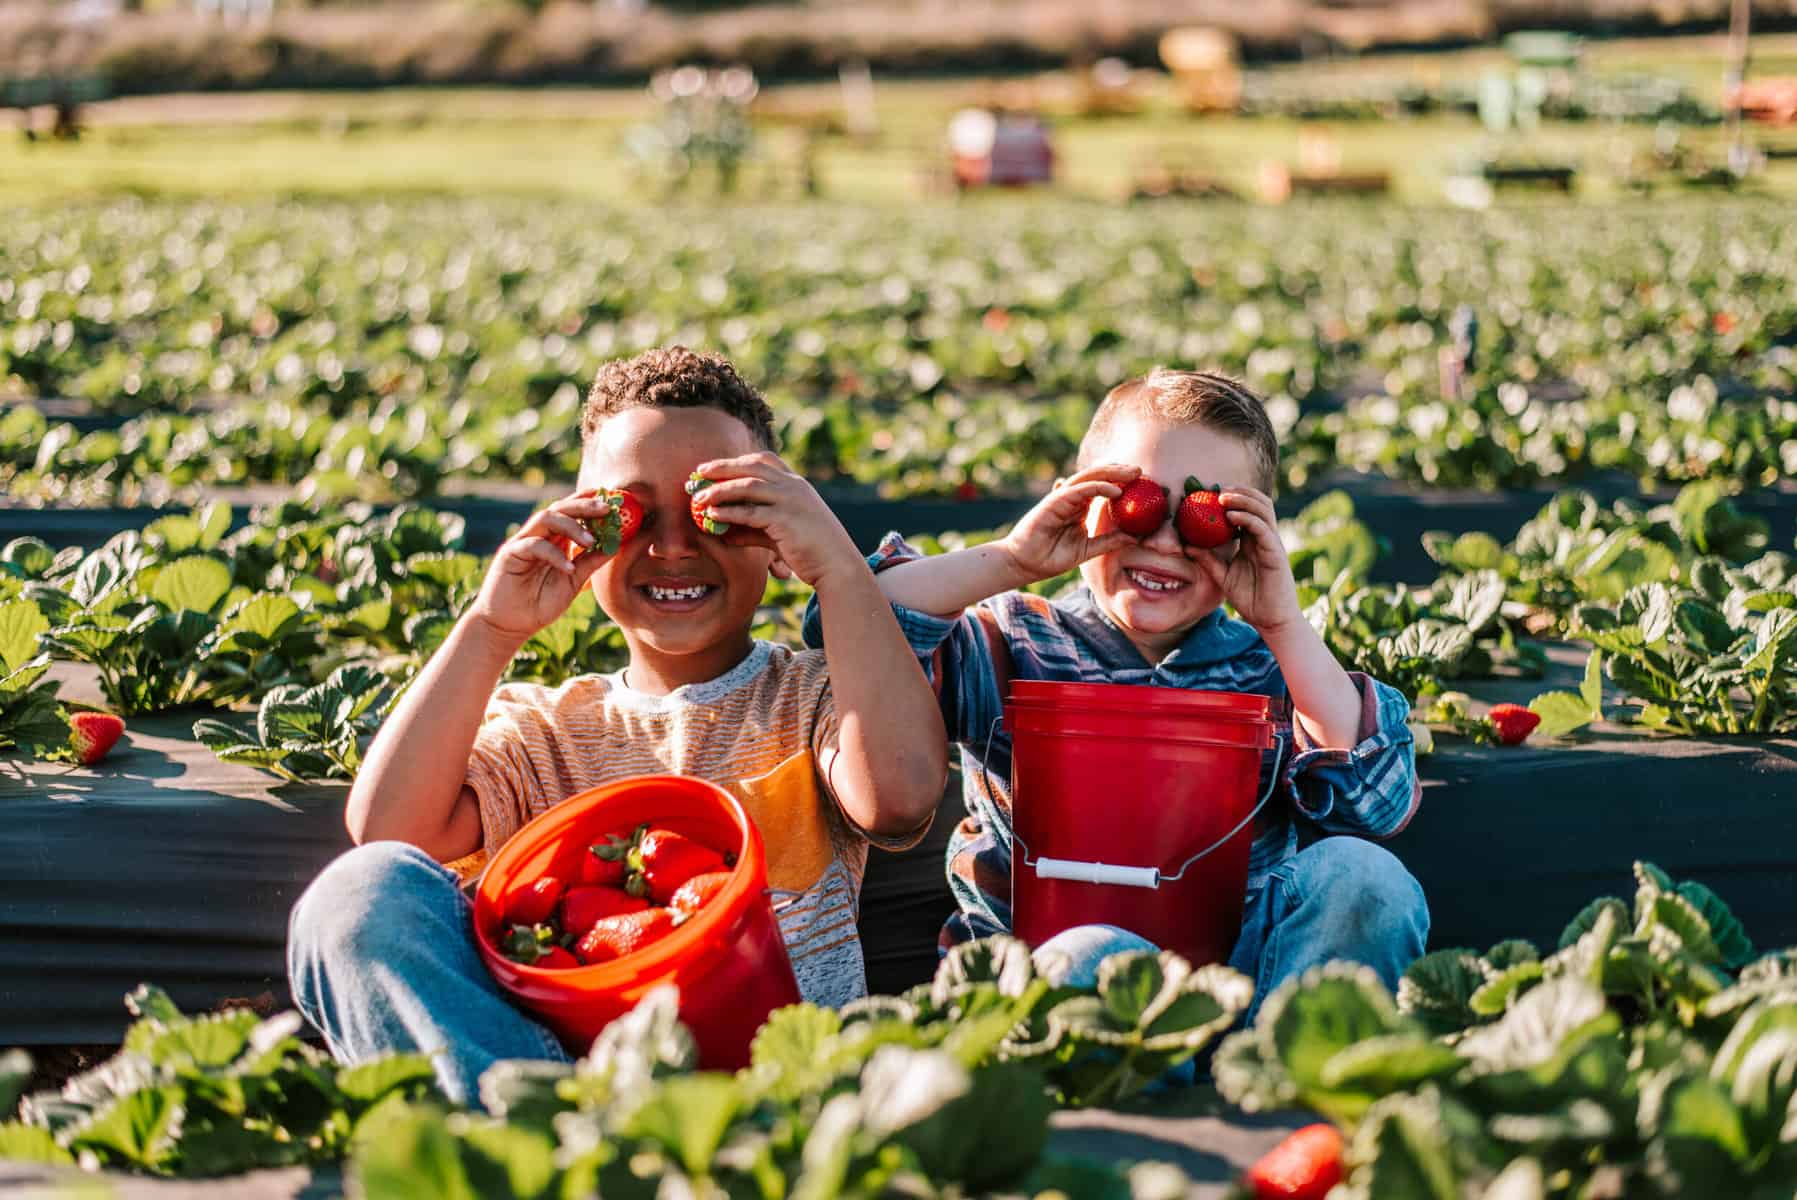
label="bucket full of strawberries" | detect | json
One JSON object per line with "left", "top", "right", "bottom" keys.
{"left": 473, "top": 775, "right": 800, "bottom": 1068}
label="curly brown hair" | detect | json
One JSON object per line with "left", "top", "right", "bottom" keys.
{"left": 581, "top": 346, "right": 777, "bottom": 450}
{"left": 1077, "top": 368, "right": 1278, "bottom": 493}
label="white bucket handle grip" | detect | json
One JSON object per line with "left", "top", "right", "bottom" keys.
{"left": 983, "top": 714, "right": 1288, "bottom": 888}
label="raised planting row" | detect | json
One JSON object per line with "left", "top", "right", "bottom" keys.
{"left": 2, "top": 477, "right": 1793, "bottom": 771}
{"left": 2, "top": 196, "right": 1794, "bottom": 504}
{"left": 2, "top": 861, "right": 1793, "bottom": 1197}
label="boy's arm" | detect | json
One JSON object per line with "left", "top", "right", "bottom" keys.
{"left": 345, "top": 492, "right": 615, "bottom": 858}
{"left": 876, "top": 465, "right": 1140, "bottom": 618}
{"left": 693, "top": 453, "right": 947, "bottom": 838}
{"left": 1193, "top": 486, "right": 1419, "bottom": 836}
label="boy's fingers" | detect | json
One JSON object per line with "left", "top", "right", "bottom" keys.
{"left": 694, "top": 453, "right": 786, "bottom": 481}
{"left": 515, "top": 539, "right": 576, "bottom": 576}
{"left": 720, "top": 525, "right": 779, "bottom": 553}
{"left": 1087, "top": 530, "right": 1138, "bottom": 558}
{"left": 542, "top": 512, "right": 595, "bottom": 549}
{"left": 690, "top": 476, "right": 771, "bottom": 507}
{"left": 1053, "top": 480, "right": 1122, "bottom": 512}
{"left": 703, "top": 501, "right": 773, "bottom": 530}
{"left": 1227, "top": 509, "right": 1280, "bottom": 546}
{"left": 1220, "top": 489, "right": 1278, "bottom": 523}
{"left": 1063, "top": 463, "right": 1141, "bottom": 488}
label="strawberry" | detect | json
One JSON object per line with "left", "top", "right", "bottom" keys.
{"left": 571, "top": 489, "right": 644, "bottom": 560}
{"left": 574, "top": 907, "right": 677, "bottom": 965}
{"left": 534, "top": 946, "right": 580, "bottom": 970}
{"left": 1175, "top": 477, "right": 1234, "bottom": 550}
{"left": 500, "top": 923, "right": 570, "bottom": 967}
{"left": 1487, "top": 702, "right": 1541, "bottom": 746}
{"left": 561, "top": 885, "right": 649, "bottom": 937}
{"left": 686, "top": 472, "right": 729, "bottom": 535}
{"left": 668, "top": 870, "right": 732, "bottom": 924}
{"left": 1245, "top": 1123, "right": 1343, "bottom": 1200}
{"left": 631, "top": 828, "right": 731, "bottom": 905}
{"left": 1110, "top": 477, "right": 1168, "bottom": 537}
{"left": 578, "top": 831, "right": 637, "bottom": 886}
{"left": 68, "top": 712, "right": 125, "bottom": 766}
{"left": 504, "top": 876, "right": 565, "bottom": 928}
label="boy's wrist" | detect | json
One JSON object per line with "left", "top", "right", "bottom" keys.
{"left": 457, "top": 611, "right": 532, "bottom": 664}
{"left": 991, "top": 537, "right": 1047, "bottom": 590}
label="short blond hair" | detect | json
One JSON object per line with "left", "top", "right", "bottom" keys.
{"left": 1077, "top": 369, "right": 1278, "bottom": 492}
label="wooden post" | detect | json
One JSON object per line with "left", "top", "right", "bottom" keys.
{"left": 1726, "top": 0, "right": 1751, "bottom": 175}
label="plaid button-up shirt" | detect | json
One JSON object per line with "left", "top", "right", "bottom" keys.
{"left": 808, "top": 534, "right": 1422, "bottom": 951}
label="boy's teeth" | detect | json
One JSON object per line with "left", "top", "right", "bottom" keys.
{"left": 648, "top": 584, "right": 710, "bottom": 601}
{"left": 1127, "top": 569, "right": 1183, "bottom": 593}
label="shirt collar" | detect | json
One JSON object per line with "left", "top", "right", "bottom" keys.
{"left": 1058, "top": 586, "right": 1262, "bottom": 672}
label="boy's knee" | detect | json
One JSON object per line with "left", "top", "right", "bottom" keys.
{"left": 289, "top": 841, "right": 455, "bottom": 969}
{"left": 1032, "top": 923, "right": 1159, "bottom": 988}
{"left": 1295, "top": 838, "right": 1428, "bottom": 945}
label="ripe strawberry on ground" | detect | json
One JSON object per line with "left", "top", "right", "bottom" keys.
{"left": 1244, "top": 1123, "right": 1344, "bottom": 1200}
{"left": 686, "top": 473, "right": 729, "bottom": 535}
{"left": 1175, "top": 477, "right": 1234, "bottom": 550}
{"left": 68, "top": 712, "right": 125, "bottom": 766}
{"left": 578, "top": 831, "right": 636, "bottom": 886}
{"left": 504, "top": 876, "right": 565, "bottom": 928}
{"left": 561, "top": 885, "right": 649, "bottom": 937}
{"left": 1487, "top": 703, "right": 1541, "bottom": 746}
{"left": 1109, "top": 477, "right": 1169, "bottom": 537}
{"left": 668, "top": 870, "right": 732, "bottom": 924}
{"left": 571, "top": 489, "right": 644, "bottom": 560}
{"left": 575, "top": 907, "right": 677, "bottom": 965}
{"left": 631, "top": 828, "right": 731, "bottom": 905}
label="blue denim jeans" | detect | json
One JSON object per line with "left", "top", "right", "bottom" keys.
{"left": 1034, "top": 836, "right": 1429, "bottom": 1025}
{"left": 287, "top": 841, "right": 570, "bottom": 1105}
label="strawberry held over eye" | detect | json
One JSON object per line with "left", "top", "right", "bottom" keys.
{"left": 1175, "top": 477, "right": 1234, "bottom": 550}
{"left": 686, "top": 473, "right": 729, "bottom": 535}
{"left": 575, "top": 489, "right": 643, "bottom": 559}
{"left": 1109, "top": 477, "right": 1169, "bottom": 537}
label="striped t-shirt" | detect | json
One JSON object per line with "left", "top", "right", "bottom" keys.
{"left": 463, "top": 640, "right": 917, "bottom": 1008}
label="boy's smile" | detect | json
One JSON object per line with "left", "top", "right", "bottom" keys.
{"left": 1079, "top": 414, "right": 1263, "bottom": 662}
{"left": 578, "top": 406, "right": 775, "bottom": 691}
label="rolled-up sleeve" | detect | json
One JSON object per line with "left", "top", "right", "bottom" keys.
{"left": 1280, "top": 672, "right": 1420, "bottom": 838}
{"left": 801, "top": 532, "right": 1004, "bottom": 748}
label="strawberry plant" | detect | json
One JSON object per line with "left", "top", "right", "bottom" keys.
{"left": 1217, "top": 862, "right": 1796, "bottom": 1198}
{"left": 0, "top": 594, "right": 69, "bottom": 759}
{"left": 191, "top": 663, "right": 395, "bottom": 783}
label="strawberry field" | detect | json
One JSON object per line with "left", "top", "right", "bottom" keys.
{"left": 4, "top": 188, "right": 1797, "bottom": 1198}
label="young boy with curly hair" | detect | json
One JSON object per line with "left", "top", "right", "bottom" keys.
{"left": 809, "top": 368, "right": 1426, "bottom": 1015}
{"left": 288, "top": 347, "right": 946, "bottom": 1101}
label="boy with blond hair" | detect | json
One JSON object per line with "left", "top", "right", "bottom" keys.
{"left": 809, "top": 368, "right": 1426, "bottom": 1012}
{"left": 289, "top": 347, "right": 946, "bottom": 1101}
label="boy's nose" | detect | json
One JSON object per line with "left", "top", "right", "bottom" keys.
{"left": 1139, "top": 508, "right": 1183, "bottom": 555}
{"left": 646, "top": 508, "right": 702, "bottom": 558}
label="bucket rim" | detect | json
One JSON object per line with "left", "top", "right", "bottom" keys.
{"left": 474, "top": 774, "right": 767, "bottom": 986}
{"left": 1006, "top": 679, "right": 1271, "bottom": 719}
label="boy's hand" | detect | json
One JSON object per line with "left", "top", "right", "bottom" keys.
{"left": 690, "top": 452, "right": 861, "bottom": 589}
{"left": 466, "top": 491, "right": 615, "bottom": 646}
{"left": 1000, "top": 464, "right": 1141, "bottom": 582}
{"left": 1188, "top": 487, "right": 1304, "bottom": 638}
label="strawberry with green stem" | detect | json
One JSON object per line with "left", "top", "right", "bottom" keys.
{"left": 500, "top": 923, "right": 578, "bottom": 969}
{"left": 686, "top": 472, "right": 730, "bottom": 535}
{"left": 576, "top": 489, "right": 644, "bottom": 558}
{"left": 67, "top": 712, "right": 125, "bottom": 766}
{"left": 1175, "top": 477, "right": 1235, "bottom": 550}
{"left": 574, "top": 907, "right": 677, "bottom": 965}
{"left": 578, "top": 830, "right": 637, "bottom": 887}
{"left": 628, "top": 827, "right": 733, "bottom": 905}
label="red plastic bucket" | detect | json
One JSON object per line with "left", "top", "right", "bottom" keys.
{"left": 473, "top": 775, "right": 801, "bottom": 1069}
{"left": 1005, "top": 680, "right": 1278, "bottom": 967}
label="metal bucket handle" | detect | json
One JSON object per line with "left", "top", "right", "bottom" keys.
{"left": 982, "top": 714, "right": 1287, "bottom": 891}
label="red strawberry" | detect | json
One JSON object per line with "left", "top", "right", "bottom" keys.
{"left": 1245, "top": 1123, "right": 1343, "bottom": 1200}
{"left": 686, "top": 473, "right": 729, "bottom": 535}
{"left": 631, "top": 828, "right": 731, "bottom": 905}
{"left": 561, "top": 885, "right": 650, "bottom": 937}
{"left": 499, "top": 923, "right": 567, "bottom": 967}
{"left": 668, "top": 870, "right": 733, "bottom": 924}
{"left": 574, "top": 907, "right": 677, "bottom": 965}
{"left": 1175, "top": 477, "right": 1234, "bottom": 550}
{"left": 1110, "top": 477, "right": 1169, "bottom": 537}
{"left": 505, "top": 876, "right": 565, "bottom": 928}
{"left": 68, "top": 712, "right": 125, "bottom": 766}
{"left": 534, "top": 946, "right": 580, "bottom": 970}
{"left": 1487, "top": 703, "right": 1541, "bottom": 746}
{"left": 578, "top": 831, "right": 636, "bottom": 886}
{"left": 572, "top": 489, "right": 644, "bottom": 560}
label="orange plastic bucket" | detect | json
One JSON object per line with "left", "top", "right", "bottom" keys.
{"left": 473, "top": 775, "right": 800, "bottom": 1069}
{"left": 1004, "top": 680, "right": 1279, "bottom": 967}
